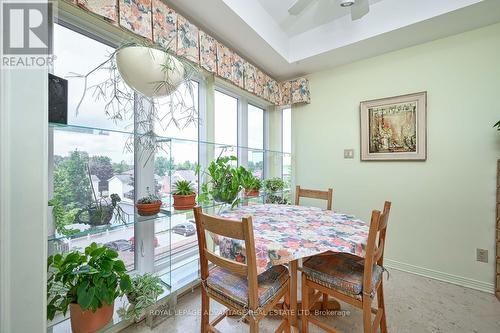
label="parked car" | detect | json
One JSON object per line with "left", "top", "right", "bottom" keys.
{"left": 103, "top": 239, "right": 131, "bottom": 252}
{"left": 128, "top": 236, "right": 159, "bottom": 249}
{"left": 172, "top": 223, "right": 196, "bottom": 237}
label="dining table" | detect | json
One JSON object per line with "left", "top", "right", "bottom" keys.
{"left": 215, "top": 203, "right": 370, "bottom": 331}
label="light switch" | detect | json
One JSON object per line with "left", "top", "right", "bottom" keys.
{"left": 344, "top": 149, "right": 354, "bottom": 159}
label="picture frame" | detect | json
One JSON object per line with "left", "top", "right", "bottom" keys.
{"left": 360, "top": 91, "right": 427, "bottom": 161}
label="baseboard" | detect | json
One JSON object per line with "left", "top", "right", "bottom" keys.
{"left": 384, "top": 258, "right": 495, "bottom": 294}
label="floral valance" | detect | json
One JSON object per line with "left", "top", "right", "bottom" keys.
{"left": 68, "top": 0, "right": 310, "bottom": 105}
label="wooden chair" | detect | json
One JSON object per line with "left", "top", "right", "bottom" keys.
{"left": 295, "top": 185, "right": 333, "bottom": 210}
{"left": 295, "top": 185, "right": 334, "bottom": 307}
{"left": 301, "top": 201, "right": 392, "bottom": 333}
{"left": 193, "top": 207, "right": 291, "bottom": 333}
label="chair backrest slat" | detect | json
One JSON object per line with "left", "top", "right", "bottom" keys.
{"left": 362, "top": 201, "right": 391, "bottom": 297}
{"left": 295, "top": 185, "right": 333, "bottom": 210}
{"left": 205, "top": 249, "right": 248, "bottom": 276}
{"left": 200, "top": 213, "right": 246, "bottom": 240}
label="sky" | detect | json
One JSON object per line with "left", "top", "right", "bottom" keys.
{"left": 52, "top": 24, "right": 289, "bottom": 167}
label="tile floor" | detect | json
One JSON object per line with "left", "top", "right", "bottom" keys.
{"left": 122, "top": 269, "right": 500, "bottom": 333}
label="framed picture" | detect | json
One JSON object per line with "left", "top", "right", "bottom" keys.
{"left": 360, "top": 92, "right": 427, "bottom": 161}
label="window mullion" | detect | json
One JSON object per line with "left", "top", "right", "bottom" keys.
{"left": 134, "top": 95, "right": 155, "bottom": 274}
{"left": 238, "top": 98, "right": 248, "bottom": 167}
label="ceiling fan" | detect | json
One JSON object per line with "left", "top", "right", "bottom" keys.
{"left": 288, "top": 0, "right": 370, "bottom": 20}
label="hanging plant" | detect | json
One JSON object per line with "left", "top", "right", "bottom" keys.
{"left": 494, "top": 120, "right": 500, "bottom": 131}
{"left": 69, "top": 41, "right": 200, "bottom": 163}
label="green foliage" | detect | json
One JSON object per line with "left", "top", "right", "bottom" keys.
{"left": 264, "top": 177, "right": 285, "bottom": 192}
{"left": 89, "top": 156, "right": 114, "bottom": 181}
{"left": 177, "top": 160, "right": 196, "bottom": 170}
{"left": 53, "top": 150, "right": 92, "bottom": 209}
{"left": 137, "top": 187, "right": 161, "bottom": 204}
{"left": 47, "top": 243, "right": 132, "bottom": 320}
{"left": 263, "top": 177, "right": 289, "bottom": 205}
{"left": 494, "top": 120, "right": 500, "bottom": 131}
{"left": 196, "top": 156, "right": 248, "bottom": 208}
{"left": 241, "top": 170, "right": 262, "bottom": 191}
{"left": 118, "top": 273, "right": 163, "bottom": 321}
{"left": 247, "top": 160, "right": 264, "bottom": 173}
{"left": 172, "top": 180, "right": 195, "bottom": 195}
{"left": 154, "top": 156, "right": 174, "bottom": 177}
{"left": 265, "top": 194, "right": 291, "bottom": 205}
{"left": 48, "top": 199, "right": 81, "bottom": 236}
{"left": 112, "top": 160, "right": 132, "bottom": 174}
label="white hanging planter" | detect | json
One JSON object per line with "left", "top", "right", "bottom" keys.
{"left": 116, "top": 46, "right": 185, "bottom": 98}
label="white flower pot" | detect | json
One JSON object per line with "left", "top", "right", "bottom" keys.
{"left": 116, "top": 46, "right": 185, "bottom": 97}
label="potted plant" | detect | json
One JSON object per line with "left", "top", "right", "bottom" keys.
{"left": 172, "top": 180, "right": 197, "bottom": 210}
{"left": 264, "top": 177, "right": 290, "bottom": 205}
{"left": 47, "top": 243, "right": 132, "bottom": 333}
{"left": 118, "top": 273, "right": 164, "bottom": 322}
{"left": 75, "top": 193, "right": 126, "bottom": 226}
{"left": 136, "top": 187, "right": 162, "bottom": 216}
{"left": 241, "top": 171, "right": 262, "bottom": 197}
{"left": 75, "top": 166, "right": 127, "bottom": 227}
{"left": 116, "top": 46, "right": 185, "bottom": 98}
{"left": 196, "top": 155, "right": 248, "bottom": 208}
{"left": 71, "top": 42, "right": 199, "bottom": 161}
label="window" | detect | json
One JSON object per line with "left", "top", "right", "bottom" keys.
{"left": 50, "top": 23, "right": 135, "bottom": 270}
{"left": 282, "top": 108, "right": 292, "bottom": 185}
{"left": 53, "top": 24, "right": 131, "bottom": 131}
{"left": 154, "top": 82, "right": 201, "bottom": 289}
{"left": 214, "top": 90, "right": 238, "bottom": 159}
{"left": 247, "top": 104, "right": 264, "bottom": 179}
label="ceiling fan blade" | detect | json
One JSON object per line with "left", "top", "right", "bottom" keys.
{"left": 351, "top": 0, "right": 369, "bottom": 20}
{"left": 288, "top": 0, "right": 313, "bottom": 16}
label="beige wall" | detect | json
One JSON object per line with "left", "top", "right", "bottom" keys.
{"left": 293, "top": 22, "right": 500, "bottom": 291}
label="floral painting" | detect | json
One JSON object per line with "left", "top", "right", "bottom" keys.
{"left": 243, "top": 62, "right": 256, "bottom": 93}
{"left": 291, "top": 77, "right": 311, "bottom": 104}
{"left": 77, "top": 0, "right": 118, "bottom": 23}
{"left": 176, "top": 15, "right": 199, "bottom": 63}
{"left": 152, "top": 0, "right": 177, "bottom": 49}
{"left": 360, "top": 92, "right": 427, "bottom": 160}
{"left": 119, "top": 0, "right": 152, "bottom": 40}
{"left": 231, "top": 53, "right": 244, "bottom": 88}
{"left": 217, "top": 42, "right": 233, "bottom": 81}
{"left": 199, "top": 31, "right": 217, "bottom": 73}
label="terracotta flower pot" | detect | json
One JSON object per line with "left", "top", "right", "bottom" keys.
{"left": 173, "top": 194, "right": 196, "bottom": 210}
{"left": 244, "top": 189, "right": 260, "bottom": 197}
{"left": 136, "top": 202, "right": 162, "bottom": 216}
{"left": 70, "top": 302, "right": 114, "bottom": 333}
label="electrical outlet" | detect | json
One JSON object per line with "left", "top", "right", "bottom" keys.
{"left": 476, "top": 248, "right": 488, "bottom": 263}
{"left": 344, "top": 149, "right": 354, "bottom": 159}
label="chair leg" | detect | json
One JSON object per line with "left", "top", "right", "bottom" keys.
{"left": 284, "top": 289, "right": 291, "bottom": 333}
{"left": 201, "top": 287, "right": 210, "bottom": 333}
{"left": 362, "top": 295, "right": 372, "bottom": 333}
{"left": 378, "top": 283, "right": 388, "bottom": 333}
{"left": 301, "top": 273, "right": 310, "bottom": 333}
{"left": 249, "top": 317, "right": 259, "bottom": 333}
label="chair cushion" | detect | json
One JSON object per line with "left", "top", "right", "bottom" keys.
{"left": 206, "top": 265, "right": 289, "bottom": 308}
{"left": 303, "top": 252, "right": 383, "bottom": 298}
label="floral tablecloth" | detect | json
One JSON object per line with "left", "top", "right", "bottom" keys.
{"left": 215, "top": 204, "right": 369, "bottom": 275}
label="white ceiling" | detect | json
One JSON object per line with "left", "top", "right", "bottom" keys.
{"left": 166, "top": 0, "right": 500, "bottom": 80}
{"left": 257, "top": 0, "right": 385, "bottom": 37}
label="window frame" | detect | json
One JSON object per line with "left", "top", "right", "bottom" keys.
{"left": 214, "top": 84, "right": 268, "bottom": 175}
